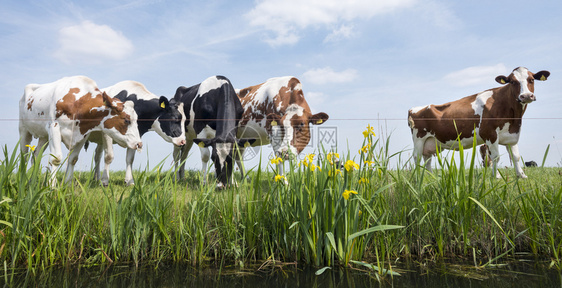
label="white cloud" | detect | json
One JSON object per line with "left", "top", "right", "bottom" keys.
{"left": 54, "top": 21, "right": 134, "bottom": 64}
{"left": 303, "top": 67, "right": 358, "bottom": 85}
{"left": 246, "top": 0, "right": 416, "bottom": 46}
{"left": 443, "top": 64, "right": 508, "bottom": 87}
{"left": 324, "top": 24, "right": 355, "bottom": 43}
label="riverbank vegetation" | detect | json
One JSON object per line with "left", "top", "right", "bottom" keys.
{"left": 1, "top": 128, "right": 561, "bottom": 279}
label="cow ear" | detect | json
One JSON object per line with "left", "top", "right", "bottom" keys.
{"left": 159, "top": 96, "right": 169, "bottom": 110}
{"left": 266, "top": 113, "right": 282, "bottom": 129}
{"left": 495, "top": 76, "right": 509, "bottom": 85}
{"left": 310, "top": 112, "right": 329, "bottom": 125}
{"left": 194, "top": 138, "right": 214, "bottom": 148}
{"left": 102, "top": 92, "right": 122, "bottom": 112}
{"left": 534, "top": 70, "right": 550, "bottom": 81}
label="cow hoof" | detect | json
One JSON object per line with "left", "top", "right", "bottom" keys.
{"left": 518, "top": 174, "right": 528, "bottom": 179}
{"left": 102, "top": 182, "right": 109, "bottom": 187}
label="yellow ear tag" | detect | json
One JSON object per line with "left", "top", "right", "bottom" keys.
{"left": 198, "top": 142, "right": 205, "bottom": 148}
{"left": 244, "top": 141, "right": 251, "bottom": 148}
{"left": 316, "top": 119, "right": 323, "bottom": 124}
{"left": 160, "top": 102, "right": 166, "bottom": 109}
{"left": 500, "top": 79, "right": 506, "bottom": 84}
{"left": 540, "top": 75, "right": 546, "bottom": 81}
{"left": 271, "top": 120, "right": 277, "bottom": 126}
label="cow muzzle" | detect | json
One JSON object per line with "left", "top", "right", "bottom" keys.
{"left": 519, "top": 93, "right": 536, "bottom": 103}
{"left": 136, "top": 142, "right": 143, "bottom": 152}
{"left": 173, "top": 137, "right": 187, "bottom": 146}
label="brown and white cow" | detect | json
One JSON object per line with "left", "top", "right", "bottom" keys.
{"left": 19, "top": 76, "right": 143, "bottom": 186}
{"left": 198, "top": 76, "right": 329, "bottom": 180}
{"left": 408, "top": 67, "right": 549, "bottom": 178}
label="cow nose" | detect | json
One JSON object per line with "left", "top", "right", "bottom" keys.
{"left": 137, "top": 142, "right": 143, "bottom": 150}
{"left": 520, "top": 93, "right": 536, "bottom": 103}
{"left": 179, "top": 139, "right": 186, "bottom": 146}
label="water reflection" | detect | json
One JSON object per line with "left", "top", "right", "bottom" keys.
{"left": 4, "top": 261, "right": 561, "bottom": 287}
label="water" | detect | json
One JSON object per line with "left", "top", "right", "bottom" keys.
{"left": 4, "top": 261, "right": 561, "bottom": 287}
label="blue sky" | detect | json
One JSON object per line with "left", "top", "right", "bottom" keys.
{"left": 2, "top": 0, "right": 562, "bottom": 174}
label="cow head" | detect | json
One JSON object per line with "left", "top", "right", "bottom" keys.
{"left": 101, "top": 92, "right": 143, "bottom": 151}
{"left": 194, "top": 137, "right": 256, "bottom": 188}
{"left": 152, "top": 97, "right": 186, "bottom": 146}
{"left": 495, "top": 67, "right": 550, "bottom": 104}
{"left": 266, "top": 104, "right": 329, "bottom": 159}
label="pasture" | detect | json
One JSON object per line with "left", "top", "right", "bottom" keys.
{"left": 1, "top": 128, "right": 561, "bottom": 279}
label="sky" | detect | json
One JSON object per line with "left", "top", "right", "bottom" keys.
{"left": 1, "top": 0, "right": 562, "bottom": 177}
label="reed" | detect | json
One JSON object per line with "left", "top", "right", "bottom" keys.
{"left": 1, "top": 126, "right": 561, "bottom": 278}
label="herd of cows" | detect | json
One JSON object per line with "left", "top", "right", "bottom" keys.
{"left": 18, "top": 75, "right": 329, "bottom": 188}
{"left": 18, "top": 66, "right": 549, "bottom": 188}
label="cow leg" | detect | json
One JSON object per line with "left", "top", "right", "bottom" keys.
{"left": 235, "top": 147, "right": 249, "bottom": 182}
{"left": 411, "top": 138, "right": 423, "bottom": 168}
{"left": 33, "top": 137, "right": 48, "bottom": 165}
{"left": 93, "top": 143, "right": 103, "bottom": 182}
{"left": 199, "top": 146, "right": 210, "bottom": 185}
{"left": 48, "top": 123, "right": 64, "bottom": 187}
{"left": 124, "top": 148, "right": 136, "bottom": 185}
{"left": 487, "top": 143, "right": 501, "bottom": 179}
{"left": 174, "top": 141, "right": 193, "bottom": 181}
{"left": 507, "top": 144, "right": 527, "bottom": 178}
{"left": 19, "top": 128, "right": 33, "bottom": 154}
{"left": 64, "top": 141, "right": 86, "bottom": 185}
{"left": 101, "top": 134, "right": 114, "bottom": 187}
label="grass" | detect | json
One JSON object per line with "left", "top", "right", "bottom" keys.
{"left": 1, "top": 127, "right": 561, "bottom": 281}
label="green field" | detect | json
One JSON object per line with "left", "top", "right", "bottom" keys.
{"left": 1, "top": 130, "right": 561, "bottom": 277}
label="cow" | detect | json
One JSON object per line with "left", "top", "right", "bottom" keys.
{"left": 525, "top": 161, "right": 538, "bottom": 167}
{"left": 198, "top": 76, "right": 329, "bottom": 181}
{"left": 87, "top": 81, "right": 187, "bottom": 186}
{"left": 19, "top": 75, "right": 143, "bottom": 187}
{"left": 172, "top": 75, "right": 254, "bottom": 189}
{"left": 408, "top": 67, "right": 550, "bottom": 178}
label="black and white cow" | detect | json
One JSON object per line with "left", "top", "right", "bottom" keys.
{"left": 172, "top": 75, "right": 254, "bottom": 188}
{"left": 87, "top": 81, "right": 186, "bottom": 186}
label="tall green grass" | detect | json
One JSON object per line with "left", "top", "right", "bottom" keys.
{"left": 1, "top": 125, "right": 561, "bottom": 280}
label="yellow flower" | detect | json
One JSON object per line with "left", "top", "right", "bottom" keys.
{"left": 359, "top": 145, "right": 369, "bottom": 154}
{"left": 270, "top": 157, "right": 283, "bottom": 165}
{"left": 362, "top": 124, "right": 375, "bottom": 138}
{"left": 328, "top": 169, "right": 341, "bottom": 177}
{"left": 25, "top": 144, "right": 36, "bottom": 152}
{"left": 344, "top": 160, "right": 359, "bottom": 172}
{"left": 300, "top": 154, "right": 315, "bottom": 168}
{"left": 342, "top": 189, "right": 358, "bottom": 200}
{"left": 274, "top": 174, "right": 287, "bottom": 183}
{"left": 358, "top": 177, "right": 369, "bottom": 185}
{"left": 310, "top": 164, "right": 321, "bottom": 172}
{"left": 364, "top": 160, "right": 376, "bottom": 166}
{"left": 327, "top": 152, "right": 340, "bottom": 165}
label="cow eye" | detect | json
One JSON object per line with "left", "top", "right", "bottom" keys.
{"left": 529, "top": 78, "right": 534, "bottom": 84}
{"left": 125, "top": 119, "right": 131, "bottom": 125}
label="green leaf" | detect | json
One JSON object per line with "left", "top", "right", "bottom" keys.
{"left": 348, "top": 225, "right": 403, "bottom": 242}
{"left": 315, "top": 266, "right": 332, "bottom": 276}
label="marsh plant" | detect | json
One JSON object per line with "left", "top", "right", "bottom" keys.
{"left": 1, "top": 125, "right": 561, "bottom": 281}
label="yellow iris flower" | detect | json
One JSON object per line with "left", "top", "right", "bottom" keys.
{"left": 270, "top": 157, "right": 283, "bottom": 165}
{"left": 342, "top": 189, "right": 358, "bottom": 200}
{"left": 344, "top": 160, "right": 359, "bottom": 172}
{"left": 274, "top": 175, "right": 287, "bottom": 183}
{"left": 362, "top": 124, "right": 375, "bottom": 138}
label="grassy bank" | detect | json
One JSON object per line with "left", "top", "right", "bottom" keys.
{"left": 1, "top": 130, "right": 561, "bottom": 277}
